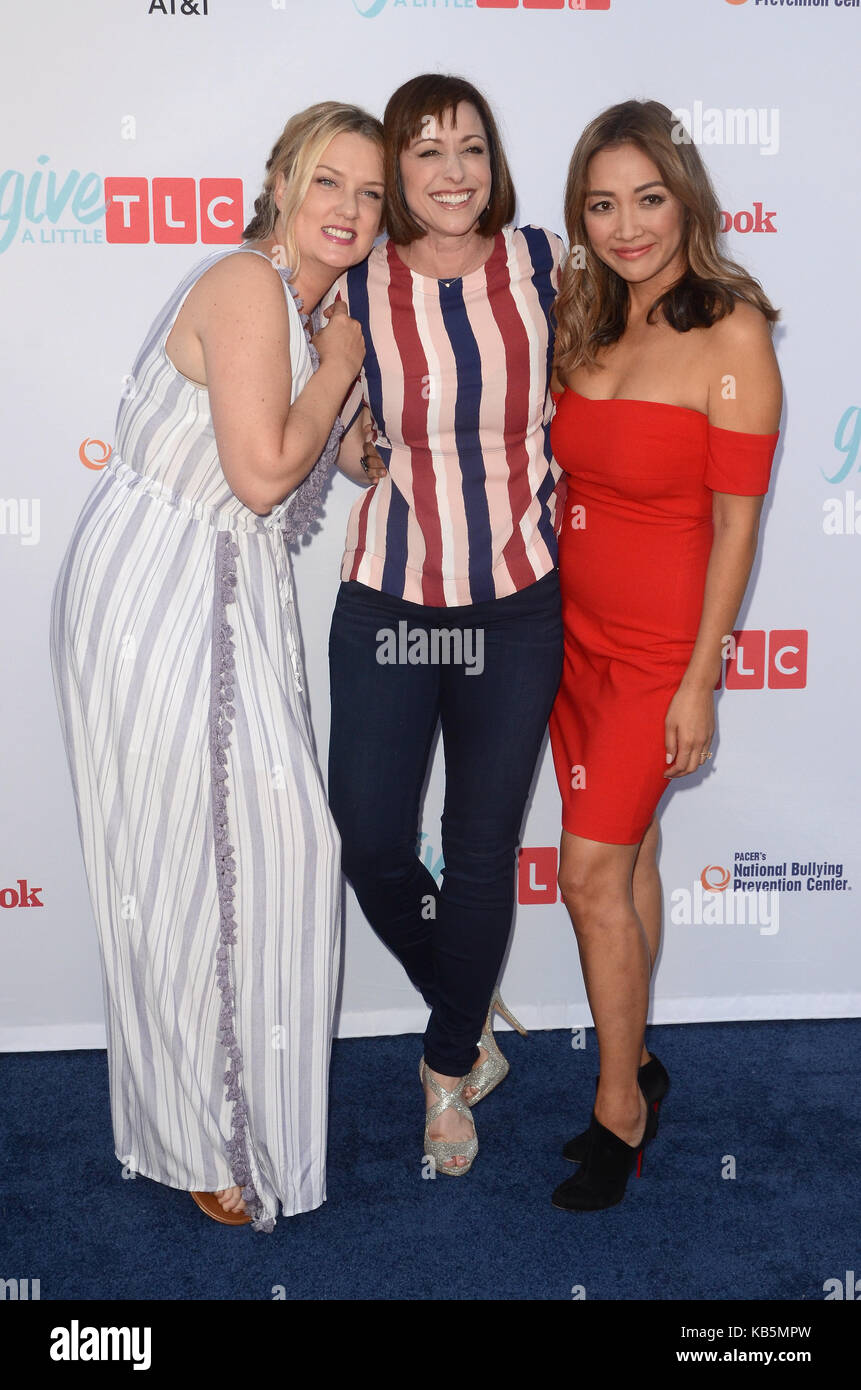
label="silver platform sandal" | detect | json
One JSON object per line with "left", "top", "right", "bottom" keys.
{"left": 420, "top": 1061, "right": 478, "bottom": 1177}
{"left": 463, "top": 988, "right": 529, "bottom": 1108}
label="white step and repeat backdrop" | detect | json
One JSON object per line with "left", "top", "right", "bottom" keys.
{"left": 2, "top": 0, "right": 859, "bottom": 1050}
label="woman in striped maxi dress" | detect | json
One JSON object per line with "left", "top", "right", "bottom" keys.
{"left": 49, "top": 104, "right": 384, "bottom": 1230}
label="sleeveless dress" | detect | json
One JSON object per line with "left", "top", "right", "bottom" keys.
{"left": 549, "top": 389, "right": 778, "bottom": 845}
{"left": 49, "top": 245, "right": 340, "bottom": 1231}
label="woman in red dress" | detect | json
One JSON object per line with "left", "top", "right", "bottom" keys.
{"left": 549, "top": 100, "right": 782, "bottom": 1211}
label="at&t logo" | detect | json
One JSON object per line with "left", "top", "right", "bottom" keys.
{"left": 148, "top": 1, "right": 209, "bottom": 12}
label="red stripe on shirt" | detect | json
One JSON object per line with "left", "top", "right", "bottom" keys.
{"left": 485, "top": 236, "right": 535, "bottom": 591}
{"left": 386, "top": 242, "right": 445, "bottom": 606}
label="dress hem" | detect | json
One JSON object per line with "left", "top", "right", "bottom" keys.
{"left": 112, "top": 1153, "right": 326, "bottom": 1226}
{"left": 560, "top": 812, "right": 656, "bottom": 847}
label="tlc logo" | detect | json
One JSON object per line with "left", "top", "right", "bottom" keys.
{"left": 104, "top": 178, "right": 243, "bottom": 244}
{"left": 720, "top": 204, "right": 777, "bottom": 234}
{"left": 719, "top": 630, "right": 808, "bottom": 690}
{"left": 0, "top": 879, "right": 43, "bottom": 908}
{"left": 518, "top": 848, "right": 562, "bottom": 905}
{"left": 356, "top": 0, "right": 609, "bottom": 15}
{"left": 476, "top": 2, "right": 610, "bottom": 9}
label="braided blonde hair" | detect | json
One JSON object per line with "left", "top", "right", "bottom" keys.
{"left": 243, "top": 101, "right": 384, "bottom": 273}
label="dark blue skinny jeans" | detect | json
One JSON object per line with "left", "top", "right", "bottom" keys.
{"left": 328, "top": 571, "right": 562, "bottom": 1076}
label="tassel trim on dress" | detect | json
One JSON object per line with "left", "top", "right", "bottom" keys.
{"left": 209, "top": 530, "right": 274, "bottom": 1232}
{"left": 279, "top": 287, "right": 344, "bottom": 547}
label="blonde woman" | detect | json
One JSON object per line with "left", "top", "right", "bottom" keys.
{"left": 549, "top": 100, "right": 781, "bottom": 1211}
{"left": 50, "top": 104, "right": 383, "bottom": 1230}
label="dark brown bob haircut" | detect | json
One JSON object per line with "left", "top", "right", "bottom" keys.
{"left": 383, "top": 74, "right": 516, "bottom": 244}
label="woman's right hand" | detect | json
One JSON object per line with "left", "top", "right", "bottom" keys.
{"left": 312, "top": 301, "right": 366, "bottom": 381}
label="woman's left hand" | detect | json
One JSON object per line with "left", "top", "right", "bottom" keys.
{"left": 360, "top": 419, "right": 388, "bottom": 482}
{"left": 664, "top": 681, "right": 715, "bottom": 778}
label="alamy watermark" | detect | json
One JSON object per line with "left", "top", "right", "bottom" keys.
{"left": 376, "top": 622, "right": 484, "bottom": 675}
{"left": 671, "top": 103, "right": 780, "bottom": 157}
{"left": 669, "top": 877, "right": 780, "bottom": 935}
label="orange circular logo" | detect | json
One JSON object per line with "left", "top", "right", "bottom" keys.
{"left": 725, "top": 1, "right": 748, "bottom": 5}
{"left": 79, "top": 438, "right": 112, "bottom": 470}
{"left": 700, "top": 865, "right": 731, "bottom": 892}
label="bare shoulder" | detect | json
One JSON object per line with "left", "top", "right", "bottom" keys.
{"left": 708, "top": 297, "right": 774, "bottom": 353}
{"left": 707, "top": 299, "right": 781, "bottom": 430}
{"left": 185, "top": 248, "right": 289, "bottom": 320}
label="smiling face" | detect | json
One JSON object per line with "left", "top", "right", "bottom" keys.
{"left": 397, "top": 101, "right": 492, "bottom": 241}
{"left": 583, "top": 142, "right": 687, "bottom": 290}
{"left": 278, "top": 130, "right": 384, "bottom": 274}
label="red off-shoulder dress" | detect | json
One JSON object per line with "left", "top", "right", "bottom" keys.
{"left": 549, "top": 389, "right": 779, "bottom": 845}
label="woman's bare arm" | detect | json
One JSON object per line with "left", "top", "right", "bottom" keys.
{"left": 664, "top": 303, "right": 782, "bottom": 778}
{"left": 177, "top": 253, "right": 365, "bottom": 515}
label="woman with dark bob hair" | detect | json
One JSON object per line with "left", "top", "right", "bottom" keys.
{"left": 548, "top": 100, "right": 781, "bottom": 1211}
{"left": 327, "top": 74, "right": 565, "bottom": 1174}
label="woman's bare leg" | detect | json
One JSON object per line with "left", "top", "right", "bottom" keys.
{"left": 632, "top": 816, "right": 661, "bottom": 1066}
{"left": 558, "top": 830, "right": 649, "bottom": 1145}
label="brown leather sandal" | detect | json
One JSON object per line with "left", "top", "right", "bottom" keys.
{"left": 190, "top": 1190, "right": 252, "bottom": 1226}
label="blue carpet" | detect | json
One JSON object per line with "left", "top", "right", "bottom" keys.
{"left": 2, "top": 1020, "right": 859, "bottom": 1301}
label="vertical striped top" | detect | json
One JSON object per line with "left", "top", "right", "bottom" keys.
{"left": 334, "top": 225, "right": 566, "bottom": 607}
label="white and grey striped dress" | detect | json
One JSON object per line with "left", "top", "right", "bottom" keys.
{"left": 50, "top": 245, "right": 341, "bottom": 1232}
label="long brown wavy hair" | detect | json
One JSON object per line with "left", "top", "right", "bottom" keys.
{"left": 554, "top": 99, "right": 779, "bottom": 375}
